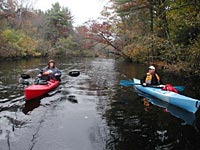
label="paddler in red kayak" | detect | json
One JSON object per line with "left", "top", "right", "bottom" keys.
{"left": 38, "top": 60, "right": 62, "bottom": 81}
{"left": 141, "top": 65, "right": 163, "bottom": 86}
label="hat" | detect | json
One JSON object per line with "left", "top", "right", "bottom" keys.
{"left": 148, "top": 65, "right": 155, "bottom": 70}
{"left": 48, "top": 59, "right": 55, "bottom": 64}
{"left": 47, "top": 60, "right": 55, "bottom": 68}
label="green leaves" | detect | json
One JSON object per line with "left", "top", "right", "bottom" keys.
{"left": 45, "top": 2, "right": 73, "bottom": 46}
{"left": 101, "top": 0, "right": 200, "bottom": 74}
{"left": 1, "top": 29, "right": 40, "bottom": 57}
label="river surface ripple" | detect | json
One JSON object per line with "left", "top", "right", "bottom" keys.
{"left": 0, "top": 58, "right": 200, "bottom": 150}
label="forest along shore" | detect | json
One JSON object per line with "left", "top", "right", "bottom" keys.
{"left": 0, "top": 1, "right": 200, "bottom": 76}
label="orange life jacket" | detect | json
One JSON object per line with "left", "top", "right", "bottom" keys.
{"left": 145, "top": 73, "right": 160, "bottom": 84}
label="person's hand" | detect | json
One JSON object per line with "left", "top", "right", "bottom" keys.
{"left": 43, "top": 71, "right": 50, "bottom": 75}
{"left": 143, "top": 83, "right": 147, "bottom": 86}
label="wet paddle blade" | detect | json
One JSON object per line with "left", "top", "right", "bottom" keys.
{"left": 173, "top": 86, "right": 185, "bottom": 92}
{"left": 68, "top": 71, "right": 80, "bottom": 77}
{"left": 21, "top": 74, "right": 31, "bottom": 79}
{"left": 119, "top": 80, "right": 135, "bottom": 86}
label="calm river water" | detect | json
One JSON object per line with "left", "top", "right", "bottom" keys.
{"left": 0, "top": 57, "right": 200, "bottom": 150}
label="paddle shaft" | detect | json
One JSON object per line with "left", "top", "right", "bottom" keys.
{"left": 132, "top": 83, "right": 165, "bottom": 88}
{"left": 119, "top": 80, "right": 185, "bottom": 91}
{"left": 20, "top": 70, "right": 80, "bottom": 85}
{"left": 21, "top": 70, "right": 80, "bottom": 79}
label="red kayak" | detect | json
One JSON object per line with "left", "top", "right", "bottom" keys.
{"left": 24, "top": 80, "right": 59, "bottom": 101}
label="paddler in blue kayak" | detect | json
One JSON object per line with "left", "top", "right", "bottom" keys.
{"left": 141, "top": 65, "right": 163, "bottom": 86}
{"left": 38, "top": 60, "right": 62, "bottom": 81}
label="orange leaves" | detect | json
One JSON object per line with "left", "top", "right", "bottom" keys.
{"left": 120, "top": 1, "right": 134, "bottom": 11}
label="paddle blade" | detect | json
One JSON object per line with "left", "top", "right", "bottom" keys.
{"left": 119, "top": 80, "right": 134, "bottom": 86}
{"left": 174, "top": 86, "right": 185, "bottom": 92}
{"left": 68, "top": 71, "right": 80, "bottom": 77}
{"left": 21, "top": 74, "right": 31, "bottom": 79}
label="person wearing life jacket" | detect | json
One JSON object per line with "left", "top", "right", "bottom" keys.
{"left": 141, "top": 65, "right": 163, "bottom": 86}
{"left": 38, "top": 60, "right": 62, "bottom": 81}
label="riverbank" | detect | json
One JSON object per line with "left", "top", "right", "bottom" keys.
{"left": 144, "top": 60, "right": 200, "bottom": 78}
{"left": 0, "top": 53, "right": 199, "bottom": 78}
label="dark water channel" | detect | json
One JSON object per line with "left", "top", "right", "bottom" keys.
{"left": 0, "top": 57, "right": 200, "bottom": 150}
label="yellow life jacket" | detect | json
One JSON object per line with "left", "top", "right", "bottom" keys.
{"left": 145, "top": 73, "right": 160, "bottom": 84}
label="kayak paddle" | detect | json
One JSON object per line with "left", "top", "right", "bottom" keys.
{"left": 68, "top": 70, "right": 80, "bottom": 77}
{"left": 119, "top": 80, "right": 185, "bottom": 92}
{"left": 19, "top": 70, "right": 80, "bottom": 85}
{"left": 21, "top": 74, "right": 31, "bottom": 79}
{"left": 20, "top": 70, "right": 80, "bottom": 79}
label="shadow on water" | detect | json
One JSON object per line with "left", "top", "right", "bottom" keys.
{"left": 22, "top": 99, "right": 41, "bottom": 114}
{"left": 22, "top": 88, "right": 77, "bottom": 115}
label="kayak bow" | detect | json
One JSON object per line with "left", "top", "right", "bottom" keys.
{"left": 24, "top": 80, "right": 59, "bottom": 101}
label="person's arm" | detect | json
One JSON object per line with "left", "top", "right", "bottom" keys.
{"left": 38, "top": 68, "right": 44, "bottom": 77}
{"left": 140, "top": 75, "right": 147, "bottom": 86}
{"left": 156, "top": 73, "right": 164, "bottom": 85}
{"left": 50, "top": 69, "right": 61, "bottom": 81}
{"left": 160, "top": 78, "right": 164, "bottom": 85}
{"left": 54, "top": 69, "right": 61, "bottom": 77}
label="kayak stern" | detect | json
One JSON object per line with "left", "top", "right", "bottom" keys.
{"left": 133, "top": 78, "right": 199, "bottom": 113}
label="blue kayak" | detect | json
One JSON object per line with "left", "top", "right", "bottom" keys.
{"left": 133, "top": 78, "right": 200, "bottom": 113}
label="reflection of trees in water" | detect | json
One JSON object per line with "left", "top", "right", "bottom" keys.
{"left": 184, "top": 76, "right": 200, "bottom": 99}
{"left": 102, "top": 86, "right": 200, "bottom": 150}
{"left": 1, "top": 58, "right": 200, "bottom": 150}
{"left": 161, "top": 72, "right": 200, "bottom": 99}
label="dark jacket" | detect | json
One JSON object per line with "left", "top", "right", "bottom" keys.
{"left": 40, "top": 67, "right": 62, "bottom": 81}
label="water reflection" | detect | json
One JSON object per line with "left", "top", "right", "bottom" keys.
{"left": 23, "top": 92, "right": 78, "bottom": 115}
{"left": 139, "top": 91, "right": 196, "bottom": 126}
{"left": 22, "top": 99, "right": 41, "bottom": 114}
{"left": 22, "top": 86, "right": 62, "bottom": 114}
{"left": 1, "top": 58, "right": 200, "bottom": 150}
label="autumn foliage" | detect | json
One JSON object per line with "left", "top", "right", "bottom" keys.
{"left": 0, "top": 1, "right": 74, "bottom": 58}
{"left": 0, "top": 0, "right": 200, "bottom": 75}
{"left": 96, "top": 0, "right": 200, "bottom": 74}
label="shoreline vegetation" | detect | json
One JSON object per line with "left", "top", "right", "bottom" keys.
{"left": 147, "top": 61, "right": 198, "bottom": 78}
{"left": 0, "top": 1, "right": 200, "bottom": 77}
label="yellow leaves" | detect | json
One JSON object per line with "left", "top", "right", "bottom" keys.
{"left": 1, "top": 29, "right": 11, "bottom": 39}
{"left": 1, "top": 28, "right": 39, "bottom": 57}
{"left": 1, "top": 29, "right": 19, "bottom": 42}
{"left": 123, "top": 42, "right": 148, "bottom": 62}
{"left": 117, "top": 22, "right": 124, "bottom": 29}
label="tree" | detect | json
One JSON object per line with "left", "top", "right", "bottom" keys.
{"left": 45, "top": 2, "right": 73, "bottom": 46}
